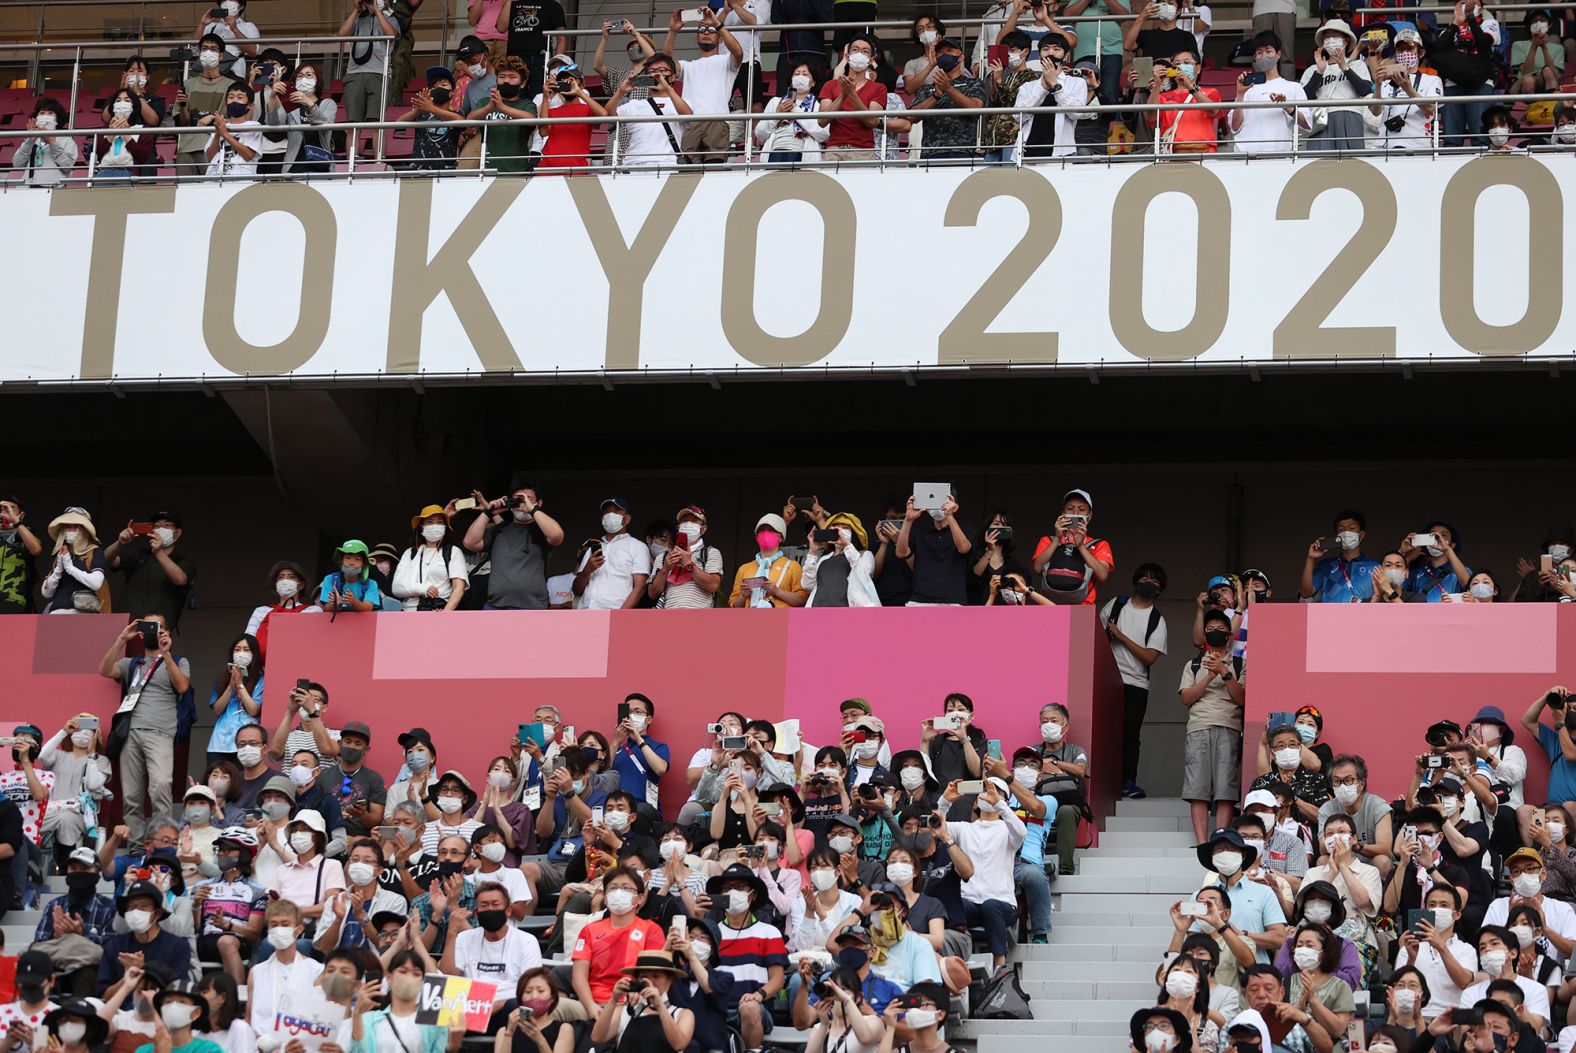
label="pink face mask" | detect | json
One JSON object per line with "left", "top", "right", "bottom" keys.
{"left": 756, "top": 530, "right": 782, "bottom": 551}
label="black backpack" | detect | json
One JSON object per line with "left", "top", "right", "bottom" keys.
{"left": 1189, "top": 653, "right": 1245, "bottom": 679}
{"left": 1108, "top": 595, "right": 1163, "bottom": 644}
{"left": 972, "top": 964, "right": 1033, "bottom": 1020}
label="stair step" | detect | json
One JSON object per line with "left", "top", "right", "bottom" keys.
{"left": 1098, "top": 830, "right": 1199, "bottom": 848}
{"left": 1079, "top": 844, "right": 1200, "bottom": 859}
{"left": 1075, "top": 855, "right": 1203, "bottom": 877}
{"left": 954, "top": 1017, "right": 1134, "bottom": 1038}
{"left": 1055, "top": 873, "right": 1199, "bottom": 895}
{"left": 981, "top": 999, "right": 1153, "bottom": 1022}
{"left": 1022, "top": 960, "right": 1157, "bottom": 982}
{"left": 1104, "top": 815, "right": 1190, "bottom": 832}
{"left": 1022, "top": 942, "right": 1164, "bottom": 962}
{"left": 1055, "top": 893, "right": 1183, "bottom": 916}
{"left": 1021, "top": 978, "right": 1157, "bottom": 1001}
{"left": 976, "top": 1035, "right": 1130, "bottom": 1053}
{"left": 1114, "top": 798, "right": 1194, "bottom": 818}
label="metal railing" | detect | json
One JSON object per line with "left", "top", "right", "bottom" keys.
{"left": 3, "top": 88, "right": 1567, "bottom": 187}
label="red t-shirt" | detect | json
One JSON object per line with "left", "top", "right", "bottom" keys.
{"left": 1031, "top": 534, "right": 1115, "bottom": 606}
{"left": 571, "top": 915, "right": 664, "bottom": 1003}
{"left": 1152, "top": 87, "right": 1222, "bottom": 151}
{"left": 818, "top": 77, "right": 888, "bottom": 150}
{"left": 539, "top": 101, "right": 595, "bottom": 169}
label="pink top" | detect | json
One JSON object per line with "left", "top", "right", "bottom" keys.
{"left": 471, "top": 0, "right": 508, "bottom": 40}
{"left": 269, "top": 856, "right": 346, "bottom": 907}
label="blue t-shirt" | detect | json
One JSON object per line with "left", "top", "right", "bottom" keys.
{"left": 1310, "top": 556, "right": 1380, "bottom": 603}
{"left": 316, "top": 573, "right": 383, "bottom": 608}
{"left": 1013, "top": 793, "right": 1060, "bottom": 867}
{"left": 1405, "top": 560, "right": 1472, "bottom": 603}
{"left": 1193, "top": 876, "right": 1286, "bottom": 963}
{"left": 809, "top": 971, "right": 906, "bottom": 1014}
{"left": 612, "top": 736, "right": 670, "bottom": 808}
{"left": 208, "top": 672, "right": 266, "bottom": 754}
{"left": 1539, "top": 724, "right": 1576, "bottom": 803}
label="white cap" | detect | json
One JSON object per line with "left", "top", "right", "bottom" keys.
{"left": 755, "top": 513, "right": 789, "bottom": 535}
{"left": 290, "top": 808, "right": 327, "bottom": 835}
{"left": 1062, "top": 488, "right": 1093, "bottom": 509}
{"left": 1242, "top": 789, "right": 1278, "bottom": 811}
{"left": 67, "top": 846, "right": 98, "bottom": 868}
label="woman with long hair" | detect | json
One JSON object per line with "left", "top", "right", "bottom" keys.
{"left": 207, "top": 633, "right": 264, "bottom": 766}
{"left": 392, "top": 503, "right": 469, "bottom": 612}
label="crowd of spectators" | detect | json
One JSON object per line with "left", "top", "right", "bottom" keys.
{"left": 1, "top": 488, "right": 1573, "bottom": 1052}
{"left": 6, "top": 0, "right": 1576, "bottom": 183}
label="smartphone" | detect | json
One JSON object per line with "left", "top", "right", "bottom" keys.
{"left": 1400, "top": 824, "right": 1417, "bottom": 843}
{"left": 374, "top": 825, "right": 402, "bottom": 841}
{"left": 1242, "top": 70, "right": 1267, "bottom": 86}
{"left": 847, "top": 730, "right": 868, "bottom": 744}
{"left": 1132, "top": 55, "right": 1154, "bottom": 86}
{"left": 561, "top": 724, "right": 576, "bottom": 744}
{"left": 1543, "top": 554, "right": 1556, "bottom": 573}
{"left": 137, "top": 620, "right": 160, "bottom": 649}
{"left": 987, "top": 739, "right": 1002, "bottom": 761}
{"left": 957, "top": 780, "right": 985, "bottom": 795}
{"left": 1178, "top": 902, "right": 1208, "bottom": 917}
{"left": 590, "top": 806, "right": 605, "bottom": 825}
{"left": 517, "top": 723, "right": 548, "bottom": 748}
{"left": 790, "top": 497, "right": 817, "bottom": 509}
{"left": 878, "top": 519, "right": 904, "bottom": 533}
{"left": 78, "top": 716, "right": 99, "bottom": 731}
{"left": 617, "top": 702, "right": 632, "bottom": 723}
{"left": 671, "top": 914, "right": 687, "bottom": 935}
{"left": 932, "top": 714, "right": 961, "bottom": 731}
{"left": 680, "top": 6, "right": 707, "bottom": 21}
{"left": 1413, "top": 532, "right": 1439, "bottom": 548}
{"left": 741, "top": 844, "right": 766, "bottom": 861}
{"left": 759, "top": 802, "right": 782, "bottom": 816}
{"left": 1267, "top": 711, "right": 1295, "bottom": 731}
{"left": 992, "top": 526, "right": 1014, "bottom": 541}
{"left": 729, "top": 758, "right": 744, "bottom": 775}
{"left": 1405, "top": 908, "right": 1431, "bottom": 933}
{"left": 453, "top": 497, "right": 478, "bottom": 511}
{"left": 721, "top": 736, "right": 748, "bottom": 750}
{"left": 811, "top": 529, "right": 838, "bottom": 543}
{"left": 130, "top": 521, "right": 155, "bottom": 535}
{"left": 630, "top": 73, "right": 656, "bottom": 88}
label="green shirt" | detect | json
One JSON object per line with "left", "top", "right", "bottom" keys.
{"left": 1072, "top": 0, "right": 1126, "bottom": 62}
{"left": 136, "top": 1038, "right": 224, "bottom": 1053}
{"left": 483, "top": 98, "right": 537, "bottom": 172}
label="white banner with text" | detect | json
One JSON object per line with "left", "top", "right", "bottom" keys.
{"left": 1, "top": 153, "right": 1569, "bottom": 383}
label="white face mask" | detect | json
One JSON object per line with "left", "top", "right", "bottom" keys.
{"left": 847, "top": 51, "right": 871, "bottom": 71}
{"left": 124, "top": 909, "right": 153, "bottom": 934}
{"left": 71, "top": 730, "right": 94, "bottom": 749}
{"left": 1008, "top": 49, "right": 1025, "bottom": 68}
{"left": 112, "top": 100, "right": 134, "bottom": 119}
{"left": 811, "top": 868, "right": 837, "bottom": 891}
{"left": 199, "top": 50, "right": 222, "bottom": 69}
{"left": 660, "top": 840, "right": 686, "bottom": 862}
{"left": 160, "top": 1005, "right": 197, "bottom": 1031}
{"left": 1383, "top": 567, "right": 1406, "bottom": 587}
{"left": 275, "top": 577, "right": 300, "bottom": 598}
{"left": 1212, "top": 851, "right": 1243, "bottom": 877}
{"left": 231, "top": 650, "right": 252, "bottom": 669}
{"left": 605, "top": 810, "right": 630, "bottom": 832}
{"left": 1014, "top": 766, "right": 1039, "bottom": 786}
{"left": 1292, "top": 946, "right": 1322, "bottom": 971}
{"left": 1302, "top": 900, "right": 1333, "bottom": 924}
{"left": 817, "top": 767, "right": 842, "bottom": 782}
{"left": 347, "top": 861, "right": 377, "bottom": 886}
{"left": 918, "top": 29, "right": 938, "bottom": 44}
{"left": 478, "top": 842, "right": 507, "bottom": 863}
{"left": 1164, "top": 970, "right": 1198, "bottom": 998}
{"left": 1146, "top": 1031, "right": 1178, "bottom": 1052}
{"left": 853, "top": 741, "right": 880, "bottom": 760}
{"left": 829, "top": 835, "right": 855, "bottom": 854}
{"left": 1274, "top": 747, "right": 1302, "bottom": 771}
{"left": 62, "top": 529, "right": 79, "bottom": 545}
{"left": 236, "top": 745, "right": 263, "bottom": 768}
{"left": 1513, "top": 872, "right": 1543, "bottom": 897}
{"left": 289, "top": 831, "right": 317, "bottom": 855}
{"left": 1532, "top": 20, "right": 1550, "bottom": 33}
{"left": 1510, "top": 924, "right": 1536, "bottom": 948}
{"left": 758, "top": 839, "right": 778, "bottom": 859}
{"left": 649, "top": 542, "right": 668, "bottom": 560}
{"left": 421, "top": 523, "right": 446, "bottom": 542}
{"left": 1323, "top": 832, "right": 1351, "bottom": 853}
{"left": 1393, "top": 989, "right": 1418, "bottom": 1014}
{"left": 1480, "top": 949, "right": 1508, "bottom": 975}
{"left": 57, "top": 1023, "right": 86, "bottom": 1046}
{"left": 606, "top": 888, "right": 636, "bottom": 914}
{"left": 468, "top": 63, "right": 487, "bottom": 78}
{"left": 1041, "top": 721, "right": 1064, "bottom": 743}
{"left": 1551, "top": 544, "right": 1573, "bottom": 561}
{"left": 296, "top": 76, "right": 317, "bottom": 94}
{"left": 34, "top": 113, "right": 56, "bottom": 130}
{"left": 1334, "top": 783, "right": 1361, "bottom": 806}
{"left": 153, "top": 527, "right": 175, "bottom": 546}
{"left": 487, "top": 771, "right": 511, "bottom": 790}
{"left": 886, "top": 862, "right": 914, "bottom": 886}
{"left": 1242, "top": 837, "right": 1265, "bottom": 854}
{"left": 727, "top": 889, "right": 751, "bottom": 914}
{"left": 677, "top": 522, "right": 702, "bottom": 543}
{"left": 1470, "top": 581, "right": 1496, "bottom": 599}
{"left": 601, "top": 512, "right": 625, "bottom": 534}
{"left": 1335, "top": 529, "right": 1359, "bottom": 550}
{"left": 436, "top": 795, "right": 464, "bottom": 814}
{"left": 289, "top": 765, "right": 316, "bottom": 788}
{"left": 1432, "top": 907, "right": 1455, "bottom": 930}
{"left": 267, "top": 926, "right": 297, "bottom": 950}
{"left": 1419, "top": 832, "right": 1442, "bottom": 851}
{"left": 905, "top": 1008, "right": 938, "bottom": 1030}
{"left": 222, "top": 1, "right": 240, "bottom": 14}
{"left": 1439, "top": 798, "right": 1459, "bottom": 818}
{"left": 1548, "top": 821, "right": 1566, "bottom": 842}
{"left": 900, "top": 767, "right": 926, "bottom": 791}
{"left": 1426, "top": 544, "right": 1445, "bottom": 558}
{"left": 1155, "top": 2, "right": 1177, "bottom": 18}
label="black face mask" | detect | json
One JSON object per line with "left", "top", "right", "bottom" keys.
{"left": 477, "top": 909, "right": 508, "bottom": 933}
{"left": 836, "top": 947, "right": 868, "bottom": 970}
{"left": 429, "top": 86, "right": 451, "bottom": 105}
{"left": 340, "top": 746, "right": 365, "bottom": 767}
{"left": 1204, "top": 628, "right": 1230, "bottom": 648}
{"left": 1135, "top": 580, "right": 1160, "bottom": 600}
{"left": 437, "top": 860, "right": 465, "bottom": 878}
{"left": 906, "top": 831, "right": 934, "bottom": 854}
{"left": 66, "top": 872, "right": 98, "bottom": 897}
{"left": 697, "top": 37, "right": 718, "bottom": 50}
{"left": 18, "top": 984, "right": 46, "bottom": 1005}
{"left": 497, "top": 82, "right": 522, "bottom": 99}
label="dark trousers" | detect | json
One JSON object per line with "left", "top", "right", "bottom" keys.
{"left": 831, "top": 2, "right": 876, "bottom": 49}
{"left": 1123, "top": 683, "right": 1150, "bottom": 783}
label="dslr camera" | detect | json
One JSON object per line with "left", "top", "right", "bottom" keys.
{"left": 500, "top": 494, "right": 526, "bottom": 510}
{"left": 1384, "top": 114, "right": 1406, "bottom": 132}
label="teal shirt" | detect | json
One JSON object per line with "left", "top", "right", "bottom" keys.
{"left": 350, "top": 1010, "right": 450, "bottom": 1053}
{"left": 136, "top": 1039, "right": 224, "bottom": 1053}
{"left": 1072, "top": 0, "right": 1126, "bottom": 61}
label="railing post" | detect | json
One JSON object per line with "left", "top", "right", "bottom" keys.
{"left": 377, "top": 37, "right": 390, "bottom": 162}
{"left": 66, "top": 46, "right": 81, "bottom": 121}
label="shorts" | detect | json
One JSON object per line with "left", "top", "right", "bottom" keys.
{"left": 534, "top": 857, "right": 570, "bottom": 898}
{"left": 198, "top": 932, "right": 254, "bottom": 961}
{"left": 823, "top": 146, "right": 876, "bottom": 162}
{"left": 681, "top": 119, "right": 731, "bottom": 163}
{"left": 1182, "top": 726, "right": 1241, "bottom": 803}
{"left": 726, "top": 1001, "right": 775, "bottom": 1034}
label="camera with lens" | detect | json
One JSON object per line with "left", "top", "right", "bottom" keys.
{"left": 925, "top": 813, "right": 944, "bottom": 828}
{"left": 557, "top": 74, "right": 578, "bottom": 92}
{"left": 500, "top": 495, "right": 525, "bottom": 510}
{"left": 869, "top": 891, "right": 893, "bottom": 909}
{"left": 1423, "top": 754, "right": 1446, "bottom": 770}
{"left": 812, "top": 980, "right": 835, "bottom": 999}
{"left": 1384, "top": 114, "right": 1406, "bottom": 132}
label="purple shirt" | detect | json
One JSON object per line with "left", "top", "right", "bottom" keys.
{"left": 1274, "top": 931, "right": 1363, "bottom": 992}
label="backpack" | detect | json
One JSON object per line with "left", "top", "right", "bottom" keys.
{"left": 1189, "top": 653, "right": 1245, "bottom": 680}
{"left": 1108, "top": 596, "right": 1162, "bottom": 645}
{"left": 971, "top": 964, "right": 1034, "bottom": 1019}
{"left": 106, "top": 654, "right": 197, "bottom": 758}
{"left": 1040, "top": 537, "right": 1103, "bottom": 597}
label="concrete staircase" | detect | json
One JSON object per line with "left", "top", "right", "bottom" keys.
{"left": 951, "top": 798, "right": 1202, "bottom": 1053}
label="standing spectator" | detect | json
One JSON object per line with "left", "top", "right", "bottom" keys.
{"left": 818, "top": 38, "right": 890, "bottom": 162}
{"left": 1251, "top": 0, "right": 1297, "bottom": 78}
{"left": 1125, "top": 1, "right": 1200, "bottom": 62}
{"left": 534, "top": 66, "right": 607, "bottom": 170}
{"left": 1431, "top": 0, "right": 1500, "bottom": 146}
{"left": 728, "top": 512, "right": 807, "bottom": 608}
{"left": 574, "top": 498, "right": 650, "bottom": 610}
{"left": 967, "top": 512, "right": 1025, "bottom": 606}
{"left": 803, "top": 514, "right": 878, "bottom": 608}
{"left": 197, "top": 0, "right": 259, "bottom": 79}
{"left": 591, "top": 21, "right": 656, "bottom": 164}
{"left": 1299, "top": 509, "right": 1380, "bottom": 603}
{"left": 0, "top": 726, "right": 51, "bottom": 908}
{"left": 203, "top": 83, "right": 262, "bottom": 178}
{"left": 1181, "top": 608, "right": 1246, "bottom": 843}
{"left": 1012, "top": 35, "right": 1088, "bottom": 159}
{"left": 895, "top": 490, "right": 970, "bottom": 607}
{"left": 1147, "top": 49, "right": 1221, "bottom": 151}
{"left": 271, "top": 59, "right": 338, "bottom": 174}
{"left": 205, "top": 633, "right": 263, "bottom": 766}
{"left": 383, "top": 0, "right": 426, "bottom": 111}
{"left": 173, "top": 35, "right": 235, "bottom": 178}
{"left": 11, "top": 100, "right": 76, "bottom": 187}
{"left": 1300, "top": 19, "right": 1373, "bottom": 151}
{"left": 398, "top": 67, "right": 462, "bottom": 170}
{"left": 647, "top": 505, "right": 724, "bottom": 608}
{"left": 908, "top": 38, "right": 989, "bottom": 160}
{"left": 392, "top": 505, "right": 468, "bottom": 612}
{"left": 1370, "top": 28, "right": 1441, "bottom": 149}
{"left": 496, "top": 0, "right": 568, "bottom": 94}
{"left": 755, "top": 63, "right": 831, "bottom": 163}
{"left": 106, "top": 513, "right": 194, "bottom": 632}
{"left": 461, "top": 483, "right": 563, "bottom": 611}
{"left": 1512, "top": 524, "right": 1576, "bottom": 602}
{"left": 1316, "top": 755, "right": 1395, "bottom": 879}
{"left": 316, "top": 540, "right": 383, "bottom": 613}
{"left": 244, "top": 562, "right": 320, "bottom": 661}
{"left": 1232, "top": 32, "right": 1309, "bottom": 151}
{"left": 1179, "top": 0, "right": 1211, "bottom": 54}
{"left": 1101, "top": 563, "right": 1169, "bottom": 800}
{"left": 467, "top": 0, "right": 510, "bottom": 62}
{"left": 1401, "top": 521, "right": 1473, "bottom": 602}
{"left": 40, "top": 510, "right": 108, "bottom": 615}
{"left": 337, "top": 0, "right": 402, "bottom": 156}
{"left": 981, "top": 31, "right": 1039, "bottom": 163}
{"left": 0, "top": 496, "right": 42, "bottom": 614}
{"left": 1031, "top": 488, "right": 1111, "bottom": 605}
{"left": 97, "top": 616, "right": 191, "bottom": 846}
{"left": 661, "top": 8, "right": 743, "bottom": 164}
{"left": 871, "top": 497, "right": 913, "bottom": 607}
{"left": 1068, "top": 0, "right": 1128, "bottom": 104}
{"left": 607, "top": 55, "right": 690, "bottom": 168}
{"left": 777, "top": 0, "right": 834, "bottom": 93}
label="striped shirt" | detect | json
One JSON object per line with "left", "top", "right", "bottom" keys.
{"left": 716, "top": 916, "right": 788, "bottom": 1009}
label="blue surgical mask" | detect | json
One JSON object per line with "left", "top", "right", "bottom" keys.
{"left": 406, "top": 751, "right": 431, "bottom": 773}
{"left": 571, "top": 779, "right": 586, "bottom": 795}
{"left": 1176, "top": 62, "right": 1196, "bottom": 79}
{"left": 1296, "top": 724, "right": 1317, "bottom": 745}
{"left": 936, "top": 54, "right": 960, "bottom": 71}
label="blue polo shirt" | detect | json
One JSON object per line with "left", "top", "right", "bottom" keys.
{"left": 1310, "top": 556, "right": 1380, "bottom": 603}
{"left": 548, "top": 787, "right": 608, "bottom": 859}
{"left": 612, "top": 736, "right": 670, "bottom": 809}
{"left": 1405, "top": 560, "right": 1472, "bottom": 603}
{"left": 1193, "top": 875, "right": 1286, "bottom": 963}
{"left": 1539, "top": 724, "right": 1576, "bottom": 803}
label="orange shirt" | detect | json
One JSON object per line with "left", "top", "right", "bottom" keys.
{"left": 1151, "top": 86, "right": 1222, "bottom": 151}
{"left": 571, "top": 915, "right": 664, "bottom": 1003}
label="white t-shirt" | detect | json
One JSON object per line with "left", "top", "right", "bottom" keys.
{"left": 453, "top": 926, "right": 542, "bottom": 988}
{"left": 793, "top": 890, "right": 863, "bottom": 953}
{"left": 546, "top": 572, "right": 575, "bottom": 608}
{"left": 1178, "top": 5, "right": 1211, "bottom": 54}
{"left": 947, "top": 812, "right": 1026, "bottom": 904}
{"left": 248, "top": 954, "right": 324, "bottom": 1035}
{"left": 576, "top": 533, "right": 652, "bottom": 608}
{"left": 1482, "top": 894, "right": 1576, "bottom": 949}
{"left": 1394, "top": 935, "right": 1478, "bottom": 1018}
{"left": 316, "top": 886, "right": 408, "bottom": 938}
{"left": 679, "top": 51, "right": 741, "bottom": 115}
{"left": 1233, "top": 79, "right": 1308, "bottom": 153}
{"left": 1376, "top": 72, "right": 1442, "bottom": 149}
{"left": 1460, "top": 975, "right": 1549, "bottom": 1021}
{"left": 206, "top": 122, "right": 264, "bottom": 177}
{"left": 0, "top": 1002, "right": 55, "bottom": 1053}
{"left": 391, "top": 544, "right": 471, "bottom": 611}
{"left": 474, "top": 864, "right": 533, "bottom": 906}
{"left": 211, "top": 18, "right": 260, "bottom": 77}
{"left": 722, "top": 0, "right": 773, "bottom": 62}
{"left": 1098, "top": 597, "right": 1169, "bottom": 689}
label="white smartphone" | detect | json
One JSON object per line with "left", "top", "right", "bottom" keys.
{"left": 680, "top": 6, "right": 707, "bottom": 21}
{"left": 1178, "top": 902, "right": 1208, "bottom": 917}
{"left": 932, "top": 714, "right": 961, "bottom": 731}
{"left": 1413, "top": 532, "right": 1438, "bottom": 548}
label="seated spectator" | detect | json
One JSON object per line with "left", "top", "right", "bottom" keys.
{"left": 1461, "top": 926, "right": 1550, "bottom": 1030}
{"left": 1181, "top": 609, "right": 1246, "bottom": 842}
{"left": 1403, "top": 521, "right": 1473, "bottom": 602}
{"left": 203, "top": 82, "right": 262, "bottom": 178}
{"left": 1250, "top": 723, "right": 1332, "bottom": 822}
{"left": 1241, "top": 965, "right": 1327, "bottom": 1052}
{"left": 97, "top": 881, "right": 191, "bottom": 995}
{"left": 1514, "top": 9, "right": 1564, "bottom": 94}
{"left": 1284, "top": 923, "right": 1356, "bottom": 1039}
{"left": 1158, "top": 954, "right": 1217, "bottom": 1051}
{"left": 189, "top": 828, "right": 266, "bottom": 986}
{"left": 316, "top": 540, "right": 383, "bottom": 613}
{"left": 938, "top": 778, "right": 1023, "bottom": 969}
{"left": 1127, "top": 1006, "right": 1193, "bottom": 1053}
{"left": 922, "top": 694, "right": 984, "bottom": 787}
{"left": 1147, "top": 49, "right": 1222, "bottom": 152}
{"left": 1381, "top": 964, "right": 1434, "bottom": 1031}
{"left": 94, "top": 90, "right": 154, "bottom": 183}
{"left": 1238, "top": 796, "right": 1309, "bottom": 887}
{"left": 1303, "top": 814, "right": 1382, "bottom": 980}
{"left": 37, "top": 716, "right": 111, "bottom": 867}
{"left": 1299, "top": 509, "right": 1380, "bottom": 603}
{"left": 1165, "top": 885, "right": 1255, "bottom": 996}
{"left": 729, "top": 512, "right": 806, "bottom": 608}
{"left": 1194, "top": 828, "right": 1289, "bottom": 964}
{"left": 1275, "top": 881, "right": 1361, "bottom": 989}
{"left": 1462, "top": 571, "right": 1500, "bottom": 602}
{"left": 1300, "top": 19, "right": 1372, "bottom": 151}
{"left": 439, "top": 880, "right": 541, "bottom": 990}
{"left": 1419, "top": 779, "right": 1493, "bottom": 919}
{"left": 1315, "top": 755, "right": 1394, "bottom": 879}
{"left": 1483, "top": 848, "right": 1576, "bottom": 958}
{"left": 349, "top": 948, "right": 449, "bottom": 1053}
{"left": 1505, "top": 903, "right": 1562, "bottom": 1008}
{"left": 12, "top": 99, "right": 77, "bottom": 187}
{"left": 588, "top": 948, "right": 696, "bottom": 1050}
{"left": 1532, "top": 803, "right": 1576, "bottom": 899}
{"left": 1031, "top": 489, "right": 1110, "bottom": 605}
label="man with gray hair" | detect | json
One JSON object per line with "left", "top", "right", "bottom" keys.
{"left": 1315, "top": 754, "right": 1395, "bottom": 878}
{"left": 379, "top": 799, "right": 439, "bottom": 901}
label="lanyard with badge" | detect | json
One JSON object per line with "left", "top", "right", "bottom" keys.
{"left": 117, "top": 655, "right": 165, "bottom": 714}
{"left": 620, "top": 740, "right": 663, "bottom": 809}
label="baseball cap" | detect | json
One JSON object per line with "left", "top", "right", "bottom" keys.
{"left": 15, "top": 951, "right": 52, "bottom": 984}
{"left": 600, "top": 497, "right": 631, "bottom": 512}
{"left": 675, "top": 504, "right": 708, "bottom": 523}
{"left": 425, "top": 65, "right": 452, "bottom": 84}
{"left": 342, "top": 721, "right": 372, "bottom": 744}
{"left": 1062, "top": 488, "right": 1092, "bottom": 508}
{"left": 1242, "top": 789, "right": 1279, "bottom": 812}
{"left": 755, "top": 513, "right": 788, "bottom": 535}
{"left": 456, "top": 35, "right": 487, "bottom": 57}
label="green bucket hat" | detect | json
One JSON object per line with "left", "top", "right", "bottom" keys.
{"left": 335, "top": 539, "right": 371, "bottom": 581}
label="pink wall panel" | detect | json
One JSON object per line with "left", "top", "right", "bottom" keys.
{"left": 1305, "top": 603, "right": 1558, "bottom": 674}
{"left": 371, "top": 611, "right": 612, "bottom": 680}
